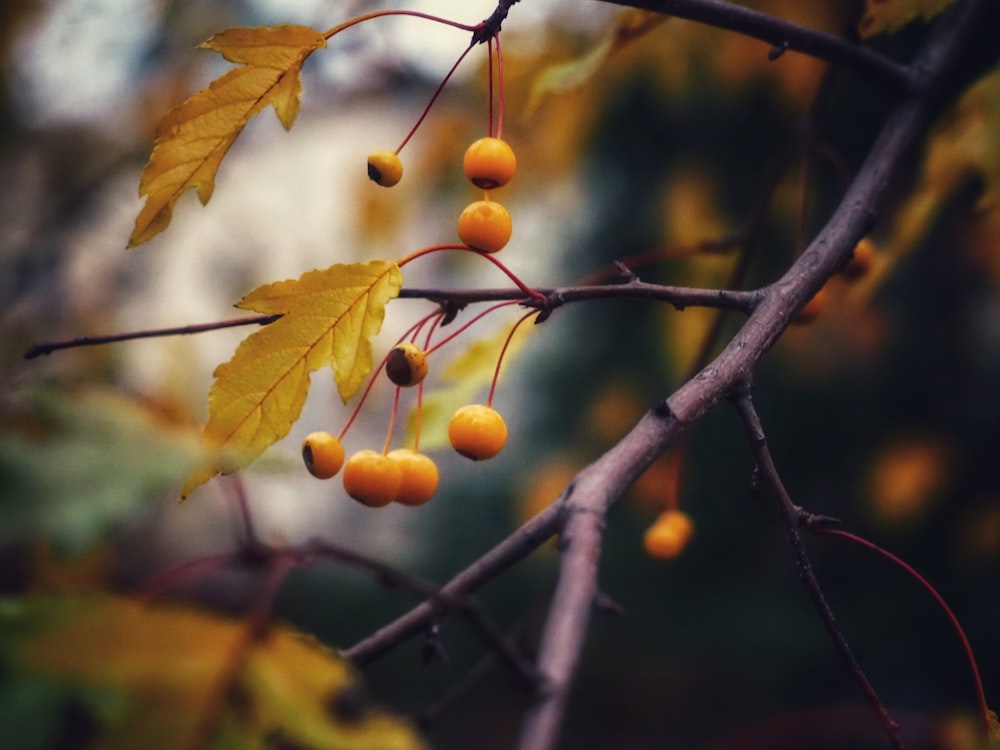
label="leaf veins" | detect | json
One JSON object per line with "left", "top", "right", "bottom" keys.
{"left": 128, "top": 24, "right": 327, "bottom": 247}
{"left": 181, "top": 260, "right": 403, "bottom": 499}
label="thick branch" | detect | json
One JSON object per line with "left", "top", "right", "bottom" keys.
{"left": 594, "top": 0, "right": 913, "bottom": 91}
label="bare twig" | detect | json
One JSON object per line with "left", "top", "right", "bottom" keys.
{"left": 732, "top": 390, "right": 903, "bottom": 750}
{"left": 594, "top": 0, "right": 913, "bottom": 91}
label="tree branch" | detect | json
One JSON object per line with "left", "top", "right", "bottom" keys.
{"left": 593, "top": 0, "right": 913, "bottom": 92}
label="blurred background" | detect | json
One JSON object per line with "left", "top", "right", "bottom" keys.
{"left": 2, "top": 0, "right": 999, "bottom": 748}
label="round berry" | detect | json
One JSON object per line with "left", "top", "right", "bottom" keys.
{"left": 302, "top": 432, "right": 345, "bottom": 479}
{"left": 458, "top": 200, "right": 512, "bottom": 253}
{"left": 367, "top": 150, "right": 403, "bottom": 187}
{"left": 463, "top": 137, "right": 517, "bottom": 189}
{"left": 643, "top": 510, "right": 694, "bottom": 559}
{"left": 388, "top": 449, "right": 439, "bottom": 506}
{"left": 385, "top": 343, "right": 429, "bottom": 388}
{"left": 342, "top": 450, "right": 402, "bottom": 507}
{"left": 448, "top": 404, "right": 508, "bottom": 461}
{"left": 842, "top": 238, "right": 877, "bottom": 281}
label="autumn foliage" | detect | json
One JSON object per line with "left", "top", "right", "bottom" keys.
{"left": 4, "top": 0, "right": 1000, "bottom": 749}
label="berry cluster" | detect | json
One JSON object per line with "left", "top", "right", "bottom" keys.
{"left": 302, "top": 339, "right": 510, "bottom": 509}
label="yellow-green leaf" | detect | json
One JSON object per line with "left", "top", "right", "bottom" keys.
{"left": 182, "top": 260, "right": 402, "bottom": 498}
{"left": 527, "top": 10, "right": 666, "bottom": 113}
{"left": 128, "top": 24, "right": 327, "bottom": 247}
{"left": 858, "top": 0, "right": 956, "bottom": 38}
{"left": 2, "top": 593, "right": 424, "bottom": 750}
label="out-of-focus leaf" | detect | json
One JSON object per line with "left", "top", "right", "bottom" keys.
{"left": 527, "top": 10, "right": 666, "bottom": 113}
{"left": 859, "top": 0, "right": 956, "bottom": 38}
{"left": 0, "top": 594, "right": 424, "bottom": 750}
{"left": 0, "top": 389, "right": 208, "bottom": 554}
{"left": 882, "top": 64, "right": 1000, "bottom": 288}
{"left": 181, "top": 261, "right": 402, "bottom": 498}
{"left": 128, "top": 25, "right": 327, "bottom": 247}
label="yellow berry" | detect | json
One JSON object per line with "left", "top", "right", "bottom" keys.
{"left": 643, "top": 510, "right": 694, "bottom": 559}
{"left": 342, "top": 450, "right": 401, "bottom": 507}
{"left": 458, "top": 200, "right": 512, "bottom": 253}
{"left": 302, "top": 432, "right": 345, "bottom": 479}
{"left": 388, "top": 449, "right": 439, "bottom": 506}
{"left": 842, "top": 237, "right": 877, "bottom": 281}
{"left": 448, "top": 404, "right": 507, "bottom": 460}
{"left": 385, "top": 343, "right": 429, "bottom": 387}
{"left": 463, "top": 137, "right": 517, "bottom": 189}
{"left": 367, "top": 150, "right": 403, "bottom": 187}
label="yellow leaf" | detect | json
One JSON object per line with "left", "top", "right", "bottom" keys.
{"left": 128, "top": 25, "right": 327, "bottom": 247}
{"left": 881, "top": 64, "right": 1000, "bottom": 289}
{"left": 527, "top": 10, "right": 666, "bottom": 113}
{"left": 4, "top": 593, "right": 424, "bottom": 750}
{"left": 182, "top": 261, "right": 402, "bottom": 498}
{"left": 858, "top": 0, "right": 956, "bottom": 38}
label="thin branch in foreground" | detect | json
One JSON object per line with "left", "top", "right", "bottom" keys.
{"left": 732, "top": 390, "right": 903, "bottom": 750}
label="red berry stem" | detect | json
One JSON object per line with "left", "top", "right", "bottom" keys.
{"left": 323, "top": 10, "right": 476, "bottom": 43}
{"left": 817, "top": 527, "right": 992, "bottom": 739}
{"left": 397, "top": 245, "right": 544, "bottom": 300}
{"left": 424, "top": 300, "right": 522, "bottom": 357}
{"left": 382, "top": 385, "right": 403, "bottom": 455}
{"left": 495, "top": 32, "right": 506, "bottom": 140}
{"left": 487, "top": 309, "right": 537, "bottom": 406}
{"left": 487, "top": 37, "right": 496, "bottom": 138}
{"left": 395, "top": 42, "right": 477, "bottom": 154}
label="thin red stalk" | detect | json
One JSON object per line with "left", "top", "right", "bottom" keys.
{"left": 396, "top": 42, "right": 476, "bottom": 154}
{"left": 487, "top": 309, "right": 537, "bottom": 406}
{"left": 488, "top": 37, "right": 496, "bottom": 138}
{"left": 323, "top": 10, "right": 476, "bottom": 42}
{"left": 818, "top": 527, "right": 991, "bottom": 738}
{"left": 382, "top": 386, "right": 402, "bottom": 454}
{"left": 424, "top": 300, "right": 522, "bottom": 357}
{"left": 495, "top": 32, "right": 505, "bottom": 140}
{"left": 397, "top": 244, "right": 544, "bottom": 299}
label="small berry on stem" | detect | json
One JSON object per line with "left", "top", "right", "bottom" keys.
{"left": 367, "top": 150, "right": 403, "bottom": 187}
{"left": 343, "top": 450, "right": 402, "bottom": 507}
{"left": 388, "top": 449, "right": 439, "bottom": 505}
{"left": 385, "top": 342, "right": 429, "bottom": 387}
{"left": 458, "top": 200, "right": 512, "bottom": 253}
{"left": 643, "top": 510, "right": 694, "bottom": 559}
{"left": 302, "top": 432, "right": 345, "bottom": 479}
{"left": 449, "top": 404, "right": 508, "bottom": 460}
{"left": 464, "top": 137, "right": 516, "bottom": 189}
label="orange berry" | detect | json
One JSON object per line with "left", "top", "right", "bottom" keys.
{"left": 457, "top": 200, "right": 512, "bottom": 253}
{"left": 842, "top": 238, "right": 877, "bottom": 281}
{"left": 463, "top": 137, "right": 517, "bottom": 189}
{"left": 388, "top": 449, "right": 439, "bottom": 506}
{"left": 448, "top": 404, "right": 507, "bottom": 460}
{"left": 385, "top": 343, "right": 429, "bottom": 387}
{"left": 643, "top": 510, "right": 694, "bottom": 559}
{"left": 342, "top": 450, "right": 401, "bottom": 507}
{"left": 367, "top": 150, "right": 403, "bottom": 187}
{"left": 301, "top": 432, "right": 345, "bottom": 479}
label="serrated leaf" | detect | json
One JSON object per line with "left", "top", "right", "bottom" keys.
{"left": 182, "top": 261, "right": 402, "bottom": 498}
{"left": 888, "top": 63, "right": 1000, "bottom": 259}
{"left": 527, "top": 10, "right": 666, "bottom": 113}
{"left": 128, "top": 24, "right": 327, "bottom": 247}
{"left": 1, "top": 593, "right": 424, "bottom": 750}
{"left": 858, "top": 0, "right": 956, "bottom": 38}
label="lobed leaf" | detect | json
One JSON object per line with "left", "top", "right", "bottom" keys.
{"left": 181, "top": 260, "right": 403, "bottom": 498}
{"left": 2, "top": 593, "right": 424, "bottom": 750}
{"left": 858, "top": 0, "right": 956, "bottom": 38}
{"left": 128, "top": 24, "right": 327, "bottom": 247}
